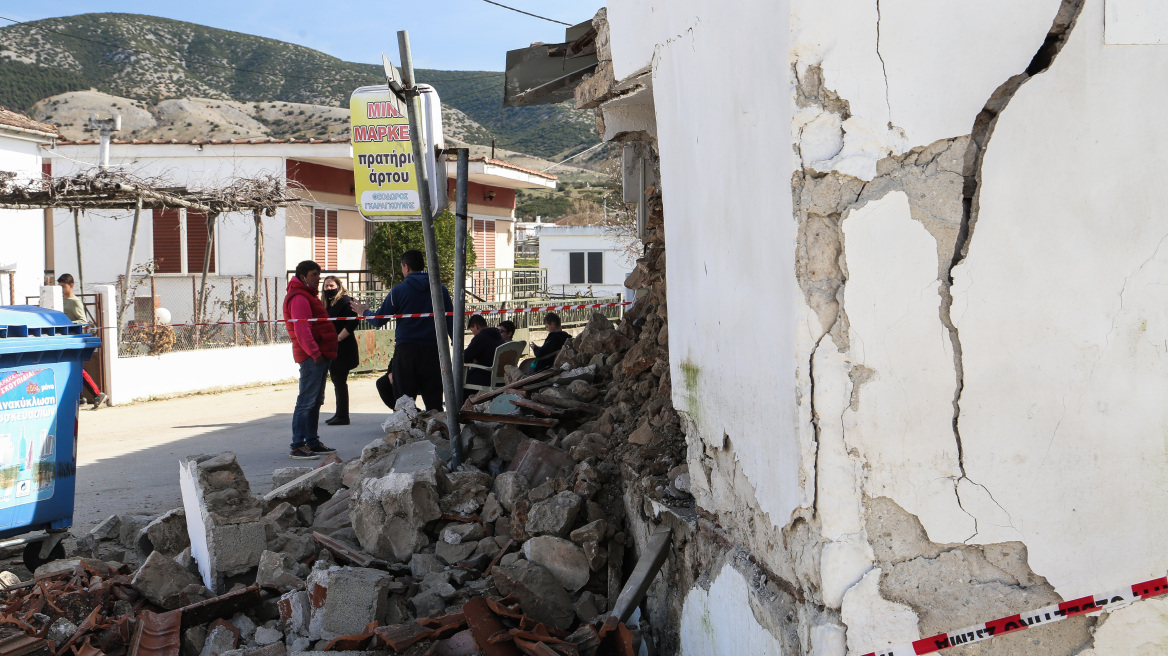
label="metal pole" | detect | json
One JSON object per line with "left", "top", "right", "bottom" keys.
{"left": 253, "top": 209, "right": 264, "bottom": 343}
{"left": 120, "top": 196, "right": 143, "bottom": 326}
{"left": 398, "top": 30, "right": 461, "bottom": 465}
{"left": 73, "top": 209, "right": 83, "bottom": 294}
{"left": 452, "top": 148, "right": 470, "bottom": 411}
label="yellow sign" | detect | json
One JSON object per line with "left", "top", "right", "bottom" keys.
{"left": 350, "top": 85, "right": 420, "bottom": 220}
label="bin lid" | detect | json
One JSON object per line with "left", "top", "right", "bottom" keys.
{"left": 0, "top": 306, "right": 102, "bottom": 352}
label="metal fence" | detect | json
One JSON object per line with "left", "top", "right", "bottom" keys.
{"left": 468, "top": 268, "right": 547, "bottom": 301}
{"left": 116, "top": 275, "right": 291, "bottom": 357}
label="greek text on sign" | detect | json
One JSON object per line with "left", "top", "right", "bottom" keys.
{"left": 350, "top": 86, "right": 421, "bottom": 219}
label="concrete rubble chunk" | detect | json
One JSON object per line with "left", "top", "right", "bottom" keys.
{"left": 480, "top": 493, "right": 503, "bottom": 523}
{"left": 311, "top": 488, "right": 352, "bottom": 534}
{"left": 382, "top": 396, "right": 419, "bottom": 433}
{"left": 229, "top": 614, "right": 256, "bottom": 641}
{"left": 139, "top": 508, "right": 190, "bottom": 558}
{"left": 34, "top": 558, "right": 110, "bottom": 579}
{"left": 522, "top": 536, "right": 590, "bottom": 592}
{"left": 312, "top": 567, "right": 393, "bottom": 640}
{"left": 526, "top": 491, "right": 582, "bottom": 538}
{"left": 627, "top": 421, "right": 656, "bottom": 446}
{"left": 271, "top": 467, "right": 313, "bottom": 490}
{"left": 435, "top": 540, "right": 478, "bottom": 566}
{"left": 277, "top": 590, "right": 312, "bottom": 637}
{"left": 91, "top": 515, "right": 121, "bottom": 541}
{"left": 574, "top": 591, "right": 606, "bottom": 623}
{"left": 183, "top": 626, "right": 207, "bottom": 656}
{"left": 566, "top": 379, "right": 598, "bottom": 401}
{"left": 252, "top": 626, "right": 283, "bottom": 646}
{"left": 491, "top": 560, "right": 576, "bottom": 631}
{"left": 199, "top": 623, "right": 238, "bottom": 656}
{"left": 491, "top": 426, "right": 526, "bottom": 462}
{"left": 264, "top": 462, "right": 343, "bottom": 508}
{"left": 569, "top": 519, "right": 607, "bottom": 546}
{"left": 47, "top": 617, "right": 78, "bottom": 645}
{"left": 264, "top": 503, "right": 300, "bottom": 534}
{"left": 440, "top": 522, "right": 485, "bottom": 545}
{"left": 558, "top": 365, "right": 598, "bottom": 386}
{"left": 256, "top": 550, "right": 304, "bottom": 591}
{"left": 439, "top": 471, "right": 491, "bottom": 516}
{"left": 131, "top": 551, "right": 204, "bottom": 609}
{"left": 0, "top": 571, "right": 19, "bottom": 587}
{"left": 507, "top": 439, "right": 574, "bottom": 488}
{"left": 409, "top": 553, "right": 445, "bottom": 579}
{"left": 341, "top": 459, "right": 362, "bottom": 489}
{"left": 493, "top": 472, "right": 529, "bottom": 512}
{"left": 119, "top": 514, "right": 155, "bottom": 548}
{"left": 349, "top": 442, "right": 443, "bottom": 562}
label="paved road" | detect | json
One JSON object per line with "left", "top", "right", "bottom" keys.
{"left": 72, "top": 376, "right": 390, "bottom": 534}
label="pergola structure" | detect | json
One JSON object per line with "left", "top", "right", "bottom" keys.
{"left": 0, "top": 168, "right": 303, "bottom": 328}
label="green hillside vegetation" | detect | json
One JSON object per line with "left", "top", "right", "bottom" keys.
{"left": 516, "top": 177, "right": 621, "bottom": 220}
{"left": 0, "top": 13, "right": 598, "bottom": 158}
{"left": 0, "top": 59, "right": 89, "bottom": 113}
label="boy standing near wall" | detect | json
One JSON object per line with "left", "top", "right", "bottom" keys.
{"left": 57, "top": 273, "right": 107, "bottom": 409}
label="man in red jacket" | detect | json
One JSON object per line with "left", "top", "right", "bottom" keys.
{"left": 283, "top": 260, "right": 339, "bottom": 459}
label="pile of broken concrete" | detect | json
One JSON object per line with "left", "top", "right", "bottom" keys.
{"left": 0, "top": 316, "right": 666, "bottom": 656}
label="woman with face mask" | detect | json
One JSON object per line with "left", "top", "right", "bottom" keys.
{"left": 322, "top": 276, "right": 361, "bottom": 425}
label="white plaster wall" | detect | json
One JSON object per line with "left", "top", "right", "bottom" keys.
{"left": 679, "top": 563, "right": 784, "bottom": 656}
{"left": 954, "top": 0, "right": 1168, "bottom": 593}
{"left": 841, "top": 192, "right": 970, "bottom": 544}
{"left": 0, "top": 136, "right": 48, "bottom": 304}
{"left": 790, "top": 0, "right": 1062, "bottom": 179}
{"left": 538, "top": 228, "right": 636, "bottom": 298}
{"left": 110, "top": 343, "right": 298, "bottom": 403}
{"left": 634, "top": 0, "right": 801, "bottom": 527}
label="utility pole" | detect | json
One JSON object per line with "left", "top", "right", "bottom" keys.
{"left": 397, "top": 30, "right": 462, "bottom": 466}
{"left": 452, "top": 148, "right": 470, "bottom": 414}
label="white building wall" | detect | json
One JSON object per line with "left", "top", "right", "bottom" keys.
{"left": 537, "top": 227, "right": 637, "bottom": 298}
{"left": 607, "top": 0, "right": 1168, "bottom": 654}
{"left": 0, "top": 136, "right": 48, "bottom": 304}
{"left": 110, "top": 343, "right": 298, "bottom": 403}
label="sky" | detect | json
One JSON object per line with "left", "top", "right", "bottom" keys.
{"left": 0, "top": 1, "right": 606, "bottom": 72}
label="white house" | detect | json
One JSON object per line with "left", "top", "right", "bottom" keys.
{"left": 0, "top": 110, "right": 56, "bottom": 306}
{"left": 536, "top": 224, "right": 636, "bottom": 298}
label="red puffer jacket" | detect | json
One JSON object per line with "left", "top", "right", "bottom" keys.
{"left": 283, "top": 277, "right": 339, "bottom": 363}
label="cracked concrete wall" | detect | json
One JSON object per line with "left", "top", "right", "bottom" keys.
{"left": 602, "top": 0, "right": 1168, "bottom": 654}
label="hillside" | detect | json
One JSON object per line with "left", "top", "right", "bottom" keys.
{"left": 0, "top": 13, "right": 599, "bottom": 160}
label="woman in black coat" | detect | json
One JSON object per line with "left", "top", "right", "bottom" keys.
{"left": 322, "top": 276, "right": 361, "bottom": 425}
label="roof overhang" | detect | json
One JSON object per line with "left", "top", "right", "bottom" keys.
{"left": 445, "top": 158, "right": 557, "bottom": 190}
{"left": 504, "top": 20, "right": 599, "bottom": 107}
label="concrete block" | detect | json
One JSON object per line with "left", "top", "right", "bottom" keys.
{"left": 263, "top": 462, "right": 343, "bottom": 508}
{"left": 181, "top": 453, "right": 266, "bottom": 591}
{"left": 252, "top": 626, "right": 283, "bottom": 646}
{"left": 349, "top": 461, "right": 441, "bottom": 562}
{"left": 491, "top": 560, "right": 576, "bottom": 631}
{"left": 199, "top": 624, "right": 238, "bottom": 656}
{"left": 525, "top": 491, "right": 582, "bottom": 538}
{"left": 313, "top": 567, "right": 393, "bottom": 640}
{"left": 277, "top": 590, "right": 311, "bottom": 637}
{"left": 131, "top": 552, "right": 203, "bottom": 609}
{"left": 522, "top": 536, "right": 590, "bottom": 592}
{"left": 139, "top": 509, "right": 190, "bottom": 558}
{"left": 493, "top": 472, "right": 529, "bottom": 512}
{"left": 256, "top": 550, "right": 304, "bottom": 591}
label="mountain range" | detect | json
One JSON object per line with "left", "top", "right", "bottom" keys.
{"left": 0, "top": 13, "right": 599, "bottom": 161}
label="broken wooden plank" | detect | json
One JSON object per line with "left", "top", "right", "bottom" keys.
{"left": 508, "top": 399, "right": 564, "bottom": 417}
{"left": 177, "top": 585, "right": 260, "bottom": 630}
{"left": 467, "top": 369, "right": 558, "bottom": 405}
{"left": 458, "top": 411, "right": 559, "bottom": 427}
{"left": 608, "top": 527, "right": 672, "bottom": 624}
{"left": 312, "top": 532, "right": 387, "bottom": 569}
{"left": 0, "top": 633, "right": 47, "bottom": 656}
{"left": 529, "top": 393, "right": 603, "bottom": 414}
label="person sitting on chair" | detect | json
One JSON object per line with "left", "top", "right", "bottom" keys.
{"left": 531, "top": 312, "right": 570, "bottom": 371}
{"left": 463, "top": 314, "right": 506, "bottom": 397}
{"left": 498, "top": 320, "right": 516, "bottom": 342}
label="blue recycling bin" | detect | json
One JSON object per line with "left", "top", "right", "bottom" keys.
{"left": 0, "top": 306, "right": 101, "bottom": 569}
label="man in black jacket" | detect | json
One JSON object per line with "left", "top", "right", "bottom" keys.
{"left": 532, "top": 312, "right": 570, "bottom": 371}
{"left": 365, "top": 249, "right": 453, "bottom": 410}
{"left": 463, "top": 314, "right": 506, "bottom": 397}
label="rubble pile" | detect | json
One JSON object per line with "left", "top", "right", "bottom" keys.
{"left": 0, "top": 191, "right": 680, "bottom": 656}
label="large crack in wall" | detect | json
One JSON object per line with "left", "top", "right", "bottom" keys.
{"left": 939, "top": 0, "right": 1086, "bottom": 537}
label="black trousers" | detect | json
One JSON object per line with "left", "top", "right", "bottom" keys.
{"left": 329, "top": 359, "right": 354, "bottom": 419}
{"left": 377, "top": 343, "right": 444, "bottom": 411}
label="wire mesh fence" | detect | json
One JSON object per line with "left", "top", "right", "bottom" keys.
{"left": 116, "top": 275, "right": 291, "bottom": 357}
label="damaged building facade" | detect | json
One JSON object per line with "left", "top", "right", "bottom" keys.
{"left": 579, "top": 0, "right": 1168, "bottom": 654}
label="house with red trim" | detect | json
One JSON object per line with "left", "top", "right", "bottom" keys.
{"left": 45, "top": 138, "right": 556, "bottom": 321}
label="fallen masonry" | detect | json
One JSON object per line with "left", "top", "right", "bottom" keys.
{"left": 0, "top": 302, "right": 691, "bottom": 655}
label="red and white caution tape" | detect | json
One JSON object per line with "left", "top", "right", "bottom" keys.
{"left": 94, "top": 301, "right": 632, "bottom": 331}
{"left": 862, "top": 574, "right": 1168, "bottom": 656}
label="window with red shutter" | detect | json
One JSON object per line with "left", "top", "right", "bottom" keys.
{"left": 313, "top": 208, "right": 338, "bottom": 269}
{"left": 186, "top": 210, "right": 216, "bottom": 274}
{"left": 152, "top": 209, "right": 182, "bottom": 273}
